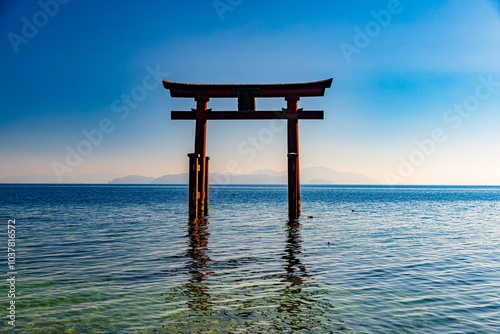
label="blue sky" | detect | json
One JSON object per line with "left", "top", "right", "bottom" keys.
{"left": 1, "top": 0, "right": 500, "bottom": 184}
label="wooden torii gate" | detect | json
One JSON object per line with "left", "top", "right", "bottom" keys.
{"left": 163, "top": 78, "right": 332, "bottom": 219}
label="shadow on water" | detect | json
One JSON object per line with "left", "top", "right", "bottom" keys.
{"left": 158, "top": 216, "right": 345, "bottom": 333}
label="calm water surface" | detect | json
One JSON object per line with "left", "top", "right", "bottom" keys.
{"left": 1, "top": 185, "right": 499, "bottom": 333}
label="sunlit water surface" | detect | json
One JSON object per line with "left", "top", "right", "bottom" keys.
{"left": 1, "top": 185, "right": 499, "bottom": 333}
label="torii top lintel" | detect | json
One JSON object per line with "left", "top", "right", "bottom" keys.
{"left": 162, "top": 78, "right": 333, "bottom": 99}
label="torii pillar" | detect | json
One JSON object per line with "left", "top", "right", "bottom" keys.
{"left": 194, "top": 97, "right": 208, "bottom": 216}
{"left": 163, "top": 79, "right": 332, "bottom": 219}
{"left": 286, "top": 96, "right": 300, "bottom": 218}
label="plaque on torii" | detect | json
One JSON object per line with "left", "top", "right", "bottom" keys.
{"left": 162, "top": 78, "right": 332, "bottom": 219}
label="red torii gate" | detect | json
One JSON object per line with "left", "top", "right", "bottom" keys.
{"left": 163, "top": 78, "right": 332, "bottom": 219}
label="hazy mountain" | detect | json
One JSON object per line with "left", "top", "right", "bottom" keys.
{"left": 144, "top": 166, "right": 380, "bottom": 185}
{"left": 244, "top": 167, "right": 380, "bottom": 184}
{"left": 67, "top": 172, "right": 124, "bottom": 183}
{"left": 0, "top": 172, "right": 123, "bottom": 184}
{"left": 308, "top": 178, "right": 333, "bottom": 184}
{"left": 1, "top": 167, "right": 380, "bottom": 185}
{"left": 301, "top": 167, "right": 379, "bottom": 184}
{"left": 108, "top": 175, "right": 155, "bottom": 184}
{"left": 151, "top": 173, "right": 188, "bottom": 184}
{"left": 210, "top": 173, "right": 287, "bottom": 185}
{"left": 150, "top": 172, "right": 287, "bottom": 185}
{"left": 250, "top": 169, "right": 285, "bottom": 177}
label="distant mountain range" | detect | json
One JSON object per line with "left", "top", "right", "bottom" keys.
{"left": 107, "top": 175, "right": 155, "bottom": 184}
{"left": 110, "top": 167, "right": 380, "bottom": 185}
{"left": 0, "top": 167, "right": 380, "bottom": 185}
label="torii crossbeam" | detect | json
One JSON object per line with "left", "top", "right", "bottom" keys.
{"left": 163, "top": 78, "right": 333, "bottom": 219}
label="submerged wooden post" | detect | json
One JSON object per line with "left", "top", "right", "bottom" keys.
{"left": 288, "top": 153, "right": 299, "bottom": 218}
{"left": 195, "top": 98, "right": 208, "bottom": 216}
{"left": 287, "top": 97, "right": 301, "bottom": 219}
{"left": 204, "top": 156, "right": 210, "bottom": 216}
{"left": 187, "top": 153, "right": 200, "bottom": 217}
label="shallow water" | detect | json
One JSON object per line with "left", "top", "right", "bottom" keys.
{"left": 1, "top": 185, "right": 499, "bottom": 333}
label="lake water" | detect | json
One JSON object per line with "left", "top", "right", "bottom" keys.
{"left": 1, "top": 184, "right": 499, "bottom": 333}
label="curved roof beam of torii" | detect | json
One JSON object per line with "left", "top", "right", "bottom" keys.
{"left": 163, "top": 78, "right": 333, "bottom": 99}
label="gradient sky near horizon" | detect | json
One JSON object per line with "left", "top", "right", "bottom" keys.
{"left": 1, "top": 0, "right": 500, "bottom": 184}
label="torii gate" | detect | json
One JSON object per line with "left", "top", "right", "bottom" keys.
{"left": 163, "top": 78, "right": 332, "bottom": 219}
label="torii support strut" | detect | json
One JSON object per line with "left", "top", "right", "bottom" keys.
{"left": 163, "top": 78, "right": 332, "bottom": 219}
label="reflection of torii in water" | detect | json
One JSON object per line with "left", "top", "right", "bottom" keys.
{"left": 184, "top": 217, "right": 214, "bottom": 312}
{"left": 282, "top": 220, "right": 308, "bottom": 285}
{"left": 275, "top": 220, "right": 342, "bottom": 332}
{"left": 183, "top": 217, "right": 310, "bottom": 313}
{"left": 176, "top": 218, "right": 342, "bottom": 332}
{"left": 186, "top": 217, "right": 213, "bottom": 282}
